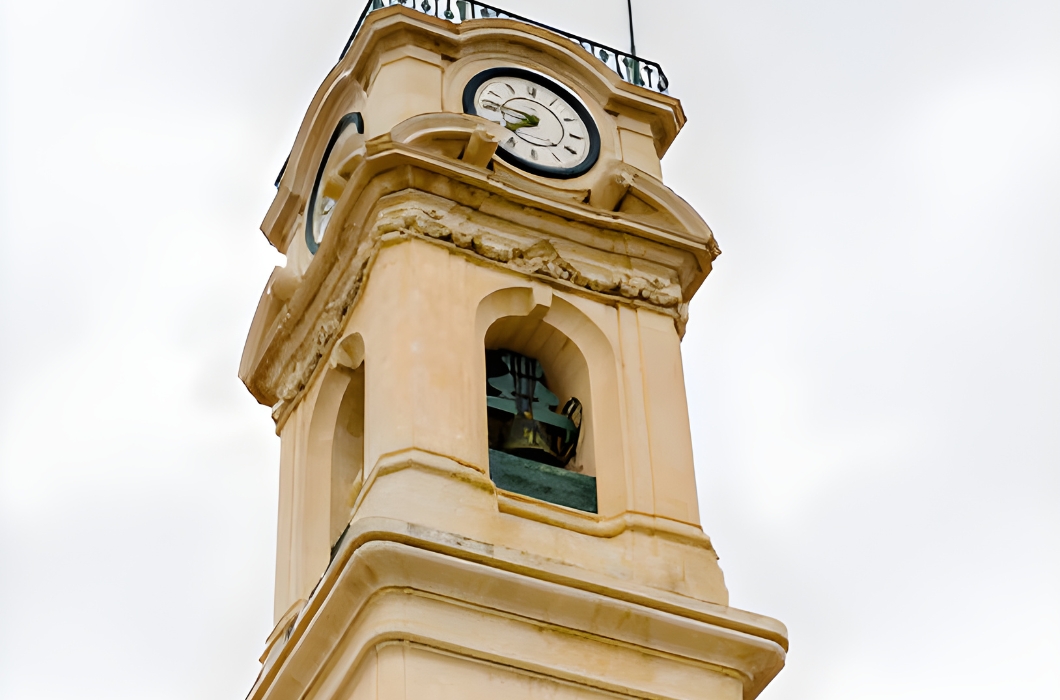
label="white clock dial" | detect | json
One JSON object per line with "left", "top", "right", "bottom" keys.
{"left": 465, "top": 69, "right": 600, "bottom": 178}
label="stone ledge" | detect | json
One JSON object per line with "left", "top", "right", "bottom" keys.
{"left": 250, "top": 535, "right": 787, "bottom": 700}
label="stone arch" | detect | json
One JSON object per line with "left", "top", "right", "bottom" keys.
{"left": 474, "top": 285, "right": 626, "bottom": 516}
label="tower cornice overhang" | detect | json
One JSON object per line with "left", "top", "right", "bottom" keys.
{"left": 249, "top": 520, "right": 787, "bottom": 700}
{"left": 243, "top": 135, "right": 718, "bottom": 419}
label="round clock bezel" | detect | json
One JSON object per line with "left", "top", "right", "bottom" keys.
{"left": 462, "top": 67, "right": 601, "bottom": 179}
{"left": 306, "top": 112, "right": 364, "bottom": 255}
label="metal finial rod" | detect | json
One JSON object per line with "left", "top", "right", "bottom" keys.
{"left": 626, "top": 0, "right": 636, "bottom": 56}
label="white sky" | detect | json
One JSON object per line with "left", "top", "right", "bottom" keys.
{"left": 0, "top": 0, "right": 1057, "bottom": 698}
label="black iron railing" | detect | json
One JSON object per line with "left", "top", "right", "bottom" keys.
{"left": 339, "top": 0, "right": 669, "bottom": 94}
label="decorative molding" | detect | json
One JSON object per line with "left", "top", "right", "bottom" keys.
{"left": 375, "top": 197, "right": 685, "bottom": 308}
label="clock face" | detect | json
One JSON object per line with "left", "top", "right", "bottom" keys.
{"left": 463, "top": 68, "right": 600, "bottom": 179}
{"left": 306, "top": 113, "right": 363, "bottom": 254}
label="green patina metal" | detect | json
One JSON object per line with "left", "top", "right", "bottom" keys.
{"left": 488, "top": 449, "right": 597, "bottom": 514}
{"left": 484, "top": 348, "right": 595, "bottom": 513}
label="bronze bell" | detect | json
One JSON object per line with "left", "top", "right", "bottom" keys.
{"left": 485, "top": 349, "right": 581, "bottom": 468}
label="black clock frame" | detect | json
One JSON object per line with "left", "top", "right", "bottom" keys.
{"left": 462, "top": 67, "right": 601, "bottom": 179}
{"left": 306, "top": 112, "right": 364, "bottom": 255}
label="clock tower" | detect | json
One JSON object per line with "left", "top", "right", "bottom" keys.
{"left": 240, "top": 3, "right": 787, "bottom": 699}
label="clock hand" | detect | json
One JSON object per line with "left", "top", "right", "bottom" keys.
{"left": 504, "top": 115, "right": 540, "bottom": 132}
{"left": 480, "top": 100, "right": 542, "bottom": 130}
{"left": 499, "top": 107, "right": 541, "bottom": 131}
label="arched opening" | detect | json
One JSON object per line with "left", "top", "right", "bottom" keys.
{"left": 484, "top": 314, "right": 597, "bottom": 513}
{"left": 330, "top": 363, "right": 365, "bottom": 548}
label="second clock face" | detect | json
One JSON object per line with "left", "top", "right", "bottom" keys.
{"left": 306, "top": 113, "right": 363, "bottom": 254}
{"left": 463, "top": 68, "right": 600, "bottom": 179}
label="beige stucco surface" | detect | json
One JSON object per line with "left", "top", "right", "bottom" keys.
{"left": 242, "top": 7, "right": 786, "bottom": 699}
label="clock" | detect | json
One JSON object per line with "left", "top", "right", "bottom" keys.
{"left": 463, "top": 67, "right": 601, "bottom": 179}
{"left": 306, "top": 112, "right": 364, "bottom": 254}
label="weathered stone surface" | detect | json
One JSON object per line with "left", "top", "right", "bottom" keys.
{"left": 374, "top": 197, "right": 684, "bottom": 310}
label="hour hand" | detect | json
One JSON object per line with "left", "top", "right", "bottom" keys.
{"left": 501, "top": 108, "right": 540, "bottom": 131}
{"left": 481, "top": 100, "right": 541, "bottom": 131}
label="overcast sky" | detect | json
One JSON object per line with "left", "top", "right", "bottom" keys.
{"left": 1, "top": 0, "right": 1057, "bottom": 698}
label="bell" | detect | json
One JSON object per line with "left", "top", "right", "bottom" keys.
{"left": 499, "top": 352, "right": 558, "bottom": 460}
{"left": 486, "top": 349, "right": 581, "bottom": 467}
{"left": 503, "top": 412, "right": 555, "bottom": 458}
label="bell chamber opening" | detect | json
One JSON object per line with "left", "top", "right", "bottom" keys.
{"left": 484, "top": 348, "right": 597, "bottom": 513}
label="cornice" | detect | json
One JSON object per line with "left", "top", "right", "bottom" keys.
{"left": 248, "top": 523, "right": 787, "bottom": 700}
{"left": 242, "top": 138, "right": 719, "bottom": 415}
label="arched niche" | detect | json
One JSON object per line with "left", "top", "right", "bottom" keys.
{"left": 475, "top": 286, "right": 626, "bottom": 517}
{"left": 305, "top": 333, "right": 366, "bottom": 551}
{"left": 330, "top": 363, "right": 364, "bottom": 544}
